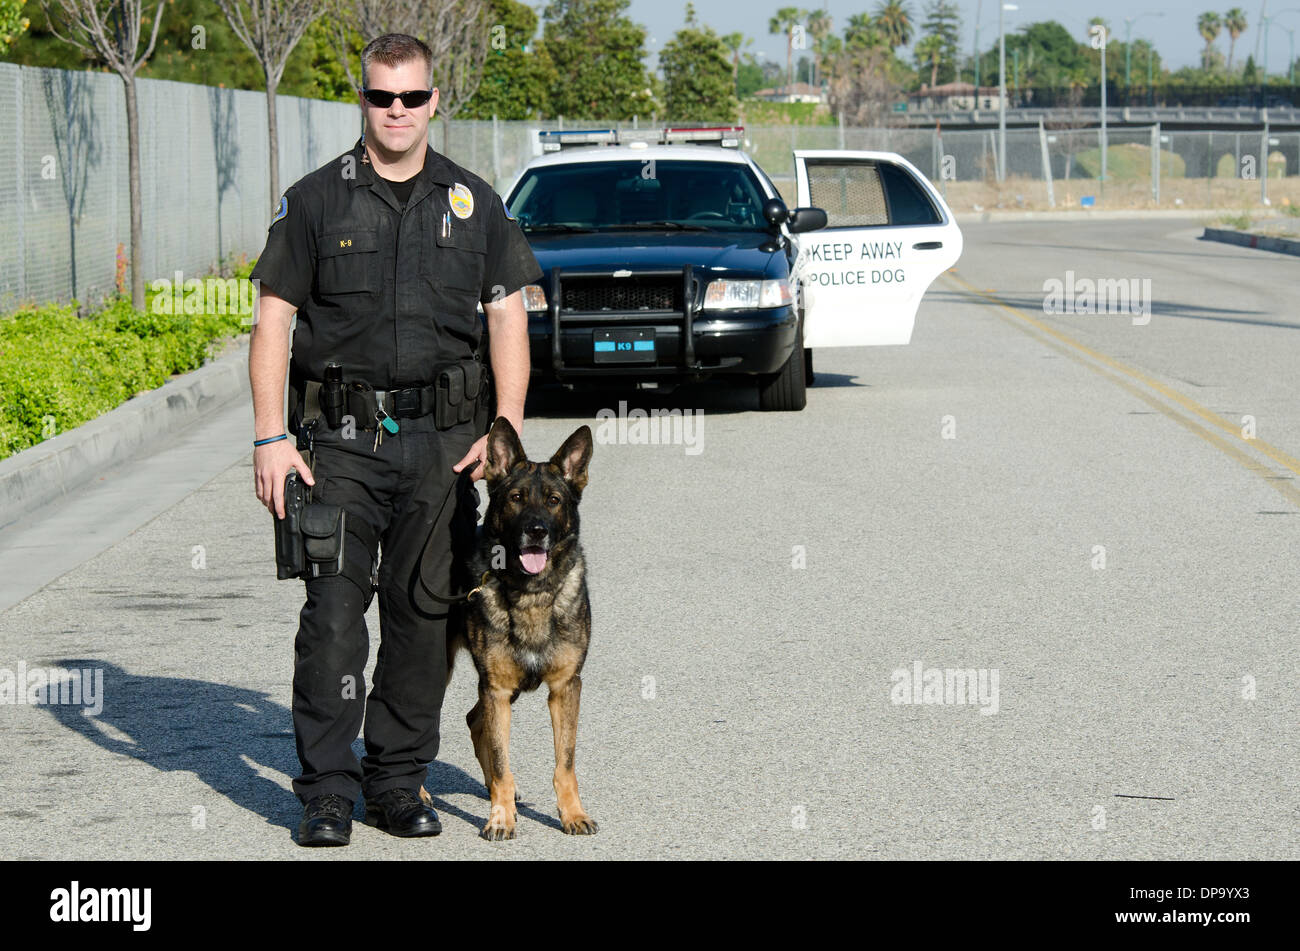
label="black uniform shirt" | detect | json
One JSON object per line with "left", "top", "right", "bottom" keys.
{"left": 252, "top": 138, "right": 542, "bottom": 389}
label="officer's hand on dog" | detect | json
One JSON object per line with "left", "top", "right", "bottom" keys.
{"left": 452, "top": 435, "right": 489, "bottom": 482}
{"left": 254, "top": 441, "right": 315, "bottom": 519}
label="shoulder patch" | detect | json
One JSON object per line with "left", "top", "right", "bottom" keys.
{"left": 270, "top": 195, "right": 288, "bottom": 227}
{"left": 502, "top": 195, "right": 517, "bottom": 221}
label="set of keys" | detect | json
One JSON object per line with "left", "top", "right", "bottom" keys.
{"left": 372, "top": 407, "right": 399, "bottom": 451}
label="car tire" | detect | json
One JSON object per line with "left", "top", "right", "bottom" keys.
{"left": 758, "top": 336, "right": 807, "bottom": 412}
{"left": 803, "top": 347, "right": 814, "bottom": 386}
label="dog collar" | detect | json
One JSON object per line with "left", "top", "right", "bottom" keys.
{"left": 467, "top": 570, "right": 493, "bottom": 601}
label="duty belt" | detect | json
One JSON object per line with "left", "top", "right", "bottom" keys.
{"left": 300, "top": 380, "right": 436, "bottom": 427}
{"left": 293, "top": 362, "right": 484, "bottom": 433}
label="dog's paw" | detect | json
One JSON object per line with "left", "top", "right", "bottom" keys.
{"left": 481, "top": 821, "right": 517, "bottom": 841}
{"left": 481, "top": 805, "right": 517, "bottom": 841}
{"left": 560, "top": 813, "right": 598, "bottom": 835}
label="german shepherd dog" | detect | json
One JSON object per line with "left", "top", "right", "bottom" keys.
{"left": 420, "top": 418, "right": 597, "bottom": 840}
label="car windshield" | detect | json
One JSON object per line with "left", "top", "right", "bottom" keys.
{"left": 508, "top": 159, "right": 769, "bottom": 232}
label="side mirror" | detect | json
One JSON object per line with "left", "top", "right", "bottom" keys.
{"left": 762, "top": 198, "right": 789, "bottom": 229}
{"left": 786, "top": 207, "right": 828, "bottom": 233}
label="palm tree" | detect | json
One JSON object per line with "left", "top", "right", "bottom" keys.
{"left": 769, "top": 7, "right": 806, "bottom": 94}
{"left": 874, "top": 0, "right": 913, "bottom": 49}
{"left": 915, "top": 33, "right": 944, "bottom": 88}
{"left": 844, "top": 12, "right": 883, "bottom": 50}
{"left": 806, "top": 8, "right": 832, "bottom": 86}
{"left": 1223, "top": 7, "right": 1247, "bottom": 72}
{"left": 721, "top": 31, "right": 752, "bottom": 83}
{"left": 1197, "top": 11, "right": 1222, "bottom": 70}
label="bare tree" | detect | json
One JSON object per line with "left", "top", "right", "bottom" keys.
{"left": 428, "top": 1, "right": 490, "bottom": 149}
{"left": 323, "top": 0, "right": 391, "bottom": 91}
{"left": 825, "top": 43, "right": 902, "bottom": 127}
{"left": 216, "top": 0, "right": 327, "bottom": 214}
{"left": 40, "top": 0, "right": 165, "bottom": 309}
{"left": 327, "top": 0, "right": 490, "bottom": 154}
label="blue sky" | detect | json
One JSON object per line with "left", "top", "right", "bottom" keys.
{"left": 602, "top": 0, "right": 1298, "bottom": 73}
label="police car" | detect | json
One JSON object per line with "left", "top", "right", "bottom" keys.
{"left": 503, "top": 127, "right": 962, "bottom": 410}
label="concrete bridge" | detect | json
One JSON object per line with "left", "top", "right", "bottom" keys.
{"left": 904, "top": 106, "right": 1300, "bottom": 132}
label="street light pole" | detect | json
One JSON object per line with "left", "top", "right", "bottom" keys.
{"left": 1148, "top": 40, "right": 1155, "bottom": 105}
{"left": 1124, "top": 13, "right": 1164, "bottom": 93}
{"left": 1101, "top": 34, "right": 1107, "bottom": 184}
{"left": 998, "top": 3, "right": 1016, "bottom": 182}
{"left": 1263, "top": 15, "right": 1271, "bottom": 84}
{"left": 1269, "top": 11, "right": 1300, "bottom": 88}
{"left": 1125, "top": 22, "right": 1132, "bottom": 90}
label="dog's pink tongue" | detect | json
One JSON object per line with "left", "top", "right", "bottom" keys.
{"left": 520, "top": 548, "right": 548, "bottom": 574}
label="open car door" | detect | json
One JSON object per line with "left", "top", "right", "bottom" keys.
{"left": 792, "top": 151, "right": 962, "bottom": 347}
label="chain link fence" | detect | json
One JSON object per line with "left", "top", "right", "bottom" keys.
{"left": 0, "top": 63, "right": 357, "bottom": 312}
{"left": 5, "top": 61, "right": 1300, "bottom": 310}
{"left": 435, "top": 119, "right": 1300, "bottom": 207}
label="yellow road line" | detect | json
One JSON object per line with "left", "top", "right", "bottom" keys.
{"left": 944, "top": 271, "right": 1300, "bottom": 509}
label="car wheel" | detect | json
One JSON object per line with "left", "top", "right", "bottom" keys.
{"left": 758, "top": 337, "right": 807, "bottom": 412}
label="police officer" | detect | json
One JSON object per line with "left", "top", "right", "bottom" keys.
{"left": 248, "top": 33, "right": 541, "bottom": 847}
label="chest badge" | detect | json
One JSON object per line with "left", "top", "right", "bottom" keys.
{"left": 449, "top": 182, "right": 474, "bottom": 220}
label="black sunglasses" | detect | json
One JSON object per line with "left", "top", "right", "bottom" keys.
{"left": 361, "top": 88, "right": 434, "bottom": 109}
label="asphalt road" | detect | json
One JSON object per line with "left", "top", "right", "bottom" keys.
{"left": 1, "top": 217, "right": 1296, "bottom": 860}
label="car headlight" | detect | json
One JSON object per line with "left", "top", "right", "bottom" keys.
{"left": 702, "top": 279, "right": 792, "bottom": 310}
{"left": 521, "top": 284, "right": 548, "bottom": 312}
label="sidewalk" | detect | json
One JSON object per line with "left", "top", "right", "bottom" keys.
{"left": 0, "top": 341, "right": 254, "bottom": 612}
{"left": 0, "top": 336, "right": 251, "bottom": 531}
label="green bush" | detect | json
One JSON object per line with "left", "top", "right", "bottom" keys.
{"left": 0, "top": 263, "right": 255, "bottom": 460}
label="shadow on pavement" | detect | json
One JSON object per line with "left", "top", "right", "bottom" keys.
{"left": 37, "top": 658, "right": 531, "bottom": 837}
{"left": 523, "top": 370, "right": 863, "bottom": 419}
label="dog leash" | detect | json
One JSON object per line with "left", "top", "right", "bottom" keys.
{"left": 424, "top": 569, "right": 491, "bottom": 605}
{"left": 417, "top": 467, "right": 491, "bottom": 606}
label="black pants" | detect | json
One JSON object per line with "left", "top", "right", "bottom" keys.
{"left": 290, "top": 412, "right": 480, "bottom": 804}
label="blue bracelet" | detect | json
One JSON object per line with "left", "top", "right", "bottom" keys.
{"left": 253, "top": 434, "right": 288, "bottom": 447}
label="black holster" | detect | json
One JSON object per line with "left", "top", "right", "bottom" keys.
{"left": 275, "top": 470, "right": 311, "bottom": 580}
{"left": 274, "top": 470, "right": 375, "bottom": 589}
{"left": 275, "top": 470, "right": 346, "bottom": 581}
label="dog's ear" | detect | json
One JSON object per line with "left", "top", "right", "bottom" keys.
{"left": 485, "top": 417, "right": 527, "bottom": 483}
{"left": 550, "top": 425, "right": 593, "bottom": 493}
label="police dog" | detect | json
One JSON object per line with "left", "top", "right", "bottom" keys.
{"left": 420, "top": 418, "right": 597, "bottom": 840}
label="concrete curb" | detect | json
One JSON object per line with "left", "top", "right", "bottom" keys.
{"left": 0, "top": 336, "right": 251, "bottom": 530}
{"left": 1200, "top": 227, "right": 1300, "bottom": 257}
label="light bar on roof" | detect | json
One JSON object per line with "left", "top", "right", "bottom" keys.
{"left": 538, "top": 129, "right": 617, "bottom": 151}
{"left": 662, "top": 126, "right": 744, "bottom": 148}
{"left": 536, "top": 126, "right": 747, "bottom": 150}
{"left": 615, "top": 129, "right": 660, "bottom": 148}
